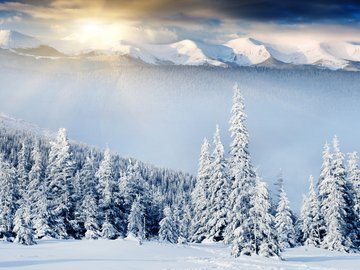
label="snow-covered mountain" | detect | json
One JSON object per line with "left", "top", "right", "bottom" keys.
{"left": 0, "top": 29, "right": 359, "bottom": 70}
{"left": 0, "top": 30, "right": 41, "bottom": 49}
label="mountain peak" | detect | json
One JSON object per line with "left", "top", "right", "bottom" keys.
{"left": 0, "top": 29, "right": 41, "bottom": 49}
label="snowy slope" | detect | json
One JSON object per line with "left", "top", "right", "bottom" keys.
{"left": 1, "top": 29, "right": 359, "bottom": 70}
{"left": 321, "top": 41, "right": 360, "bottom": 62}
{"left": 114, "top": 40, "right": 227, "bottom": 66}
{"left": 0, "top": 239, "right": 359, "bottom": 270}
{"left": 0, "top": 30, "right": 41, "bottom": 49}
{"left": 264, "top": 41, "right": 348, "bottom": 70}
{"left": 225, "top": 37, "right": 271, "bottom": 65}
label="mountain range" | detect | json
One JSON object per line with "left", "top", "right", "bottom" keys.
{"left": 1, "top": 29, "right": 359, "bottom": 71}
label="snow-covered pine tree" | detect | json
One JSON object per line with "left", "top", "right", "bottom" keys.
{"left": 127, "top": 196, "right": 146, "bottom": 240}
{"left": 275, "top": 187, "right": 296, "bottom": 250}
{"left": 32, "top": 183, "right": 53, "bottom": 239}
{"left": 28, "top": 139, "right": 53, "bottom": 239}
{"left": 0, "top": 154, "right": 18, "bottom": 240}
{"left": 225, "top": 83, "right": 256, "bottom": 256}
{"left": 178, "top": 203, "right": 192, "bottom": 243}
{"left": 300, "top": 175, "right": 323, "bottom": 247}
{"left": 119, "top": 160, "right": 150, "bottom": 236}
{"left": 321, "top": 136, "right": 355, "bottom": 252}
{"left": 318, "top": 142, "right": 332, "bottom": 243}
{"left": 250, "top": 174, "right": 281, "bottom": 257}
{"left": 96, "top": 148, "right": 119, "bottom": 239}
{"left": 191, "top": 138, "right": 211, "bottom": 243}
{"left": 46, "top": 128, "right": 76, "bottom": 238}
{"left": 13, "top": 198, "right": 36, "bottom": 245}
{"left": 17, "top": 139, "right": 31, "bottom": 198}
{"left": 206, "top": 125, "right": 229, "bottom": 242}
{"left": 159, "top": 206, "right": 178, "bottom": 243}
{"left": 347, "top": 152, "right": 360, "bottom": 248}
{"left": 82, "top": 193, "right": 100, "bottom": 239}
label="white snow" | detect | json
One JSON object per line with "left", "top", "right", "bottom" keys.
{"left": 1, "top": 29, "right": 359, "bottom": 69}
{"left": 225, "top": 37, "right": 271, "bottom": 65}
{"left": 264, "top": 41, "right": 348, "bottom": 70}
{"left": 0, "top": 239, "right": 358, "bottom": 270}
{"left": 0, "top": 30, "right": 41, "bottom": 49}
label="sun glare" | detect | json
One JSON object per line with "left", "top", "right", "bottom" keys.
{"left": 75, "top": 20, "right": 125, "bottom": 49}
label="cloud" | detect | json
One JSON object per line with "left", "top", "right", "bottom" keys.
{"left": 0, "top": 0, "right": 359, "bottom": 44}
{"left": 2, "top": 0, "right": 357, "bottom": 24}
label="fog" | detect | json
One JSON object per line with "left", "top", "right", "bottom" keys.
{"left": 1, "top": 55, "right": 359, "bottom": 210}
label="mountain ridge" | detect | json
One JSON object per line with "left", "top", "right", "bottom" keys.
{"left": 0, "top": 29, "right": 359, "bottom": 71}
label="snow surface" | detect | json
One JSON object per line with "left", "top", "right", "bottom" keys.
{"left": 0, "top": 239, "right": 358, "bottom": 270}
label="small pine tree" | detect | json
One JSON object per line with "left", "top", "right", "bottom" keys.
{"left": 82, "top": 193, "right": 100, "bottom": 239}
{"left": 275, "top": 187, "right": 296, "bottom": 250}
{"left": 159, "top": 206, "right": 178, "bottom": 243}
{"left": 13, "top": 199, "right": 36, "bottom": 245}
{"left": 251, "top": 174, "right": 281, "bottom": 257}
{"left": 127, "top": 196, "right": 146, "bottom": 240}
{"left": 300, "top": 175, "right": 323, "bottom": 247}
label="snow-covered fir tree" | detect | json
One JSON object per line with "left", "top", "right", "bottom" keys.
{"left": 13, "top": 198, "right": 36, "bottom": 245}
{"left": 46, "top": 128, "right": 76, "bottom": 238}
{"left": 82, "top": 193, "right": 100, "bottom": 239}
{"left": 191, "top": 138, "right": 211, "bottom": 243}
{"left": 178, "top": 204, "right": 192, "bottom": 243}
{"left": 225, "top": 83, "right": 256, "bottom": 257}
{"left": 0, "top": 154, "right": 18, "bottom": 240}
{"left": 206, "top": 126, "right": 229, "bottom": 241}
{"left": 96, "top": 148, "right": 120, "bottom": 239}
{"left": 159, "top": 206, "right": 178, "bottom": 243}
{"left": 17, "top": 139, "right": 31, "bottom": 197}
{"left": 347, "top": 152, "right": 360, "bottom": 247}
{"left": 275, "top": 187, "right": 296, "bottom": 250}
{"left": 321, "top": 137, "right": 355, "bottom": 252}
{"left": 250, "top": 174, "right": 281, "bottom": 257}
{"left": 300, "top": 175, "right": 323, "bottom": 247}
{"left": 127, "top": 196, "right": 146, "bottom": 240}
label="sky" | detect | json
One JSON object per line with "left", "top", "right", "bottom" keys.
{"left": 0, "top": 0, "right": 360, "bottom": 46}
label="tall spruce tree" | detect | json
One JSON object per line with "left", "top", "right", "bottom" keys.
{"left": 347, "top": 152, "right": 360, "bottom": 248}
{"left": 46, "top": 128, "right": 76, "bottom": 238}
{"left": 0, "top": 154, "right": 18, "bottom": 240}
{"left": 206, "top": 126, "right": 229, "bottom": 241}
{"left": 321, "top": 137, "right": 354, "bottom": 252}
{"left": 191, "top": 138, "right": 211, "bottom": 243}
{"left": 226, "top": 83, "right": 256, "bottom": 256}
{"left": 96, "top": 148, "right": 119, "bottom": 239}
{"left": 275, "top": 187, "right": 296, "bottom": 250}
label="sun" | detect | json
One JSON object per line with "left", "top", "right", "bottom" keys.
{"left": 81, "top": 22, "right": 102, "bottom": 37}
{"left": 73, "top": 20, "right": 125, "bottom": 49}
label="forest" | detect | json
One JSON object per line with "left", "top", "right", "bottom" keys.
{"left": 0, "top": 84, "right": 359, "bottom": 259}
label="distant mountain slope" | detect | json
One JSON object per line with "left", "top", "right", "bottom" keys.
{"left": 0, "top": 29, "right": 359, "bottom": 70}
{"left": 0, "top": 30, "right": 41, "bottom": 49}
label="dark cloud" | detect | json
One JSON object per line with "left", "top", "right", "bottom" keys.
{"left": 0, "top": 0, "right": 359, "bottom": 25}
{"left": 207, "top": 0, "right": 360, "bottom": 23}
